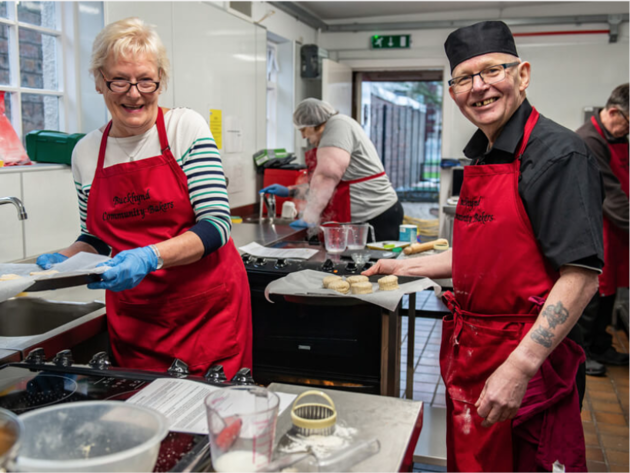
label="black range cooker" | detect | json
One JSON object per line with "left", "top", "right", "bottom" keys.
{"left": 243, "top": 241, "right": 396, "bottom": 395}
{"left": 0, "top": 348, "right": 254, "bottom": 472}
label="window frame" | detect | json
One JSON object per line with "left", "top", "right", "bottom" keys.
{"left": 0, "top": 1, "right": 65, "bottom": 139}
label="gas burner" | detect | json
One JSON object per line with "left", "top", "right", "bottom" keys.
{"left": 0, "top": 374, "right": 78, "bottom": 412}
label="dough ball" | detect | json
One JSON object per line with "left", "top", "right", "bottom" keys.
{"left": 328, "top": 280, "right": 350, "bottom": 294}
{"left": 346, "top": 275, "right": 369, "bottom": 285}
{"left": 0, "top": 274, "right": 22, "bottom": 281}
{"left": 29, "top": 270, "right": 60, "bottom": 276}
{"left": 378, "top": 275, "right": 399, "bottom": 291}
{"left": 322, "top": 275, "right": 342, "bottom": 288}
{"left": 350, "top": 281, "right": 373, "bottom": 294}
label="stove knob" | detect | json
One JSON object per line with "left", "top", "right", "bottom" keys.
{"left": 241, "top": 253, "right": 251, "bottom": 264}
{"left": 345, "top": 262, "right": 357, "bottom": 273}
{"left": 363, "top": 261, "right": 374, "bottom": 270}
{"left": 204, "top": 364, "right": 227, "bottom": 383}
{"left": 52, "top": 349, "right": 74, "bottom": 368}
{"left": 322, "top": 259, "right": 334, "bottom": 273}
{"left": 89, "top": 352, "right": 112, "bottom": 370}
{"left": 168, "top": 358, "right": 190, "bottom": 378}
{"left": 230, "top": 367, "right": 255, "bottom": 385}
{"left": 254, "top": 258, "right": 266, "bottom": 267}
{"left": 24, "top": 347, "right": 46, "bottom": 364}
{"left": 274, "top": 259, "right": 287, "bottom": 269}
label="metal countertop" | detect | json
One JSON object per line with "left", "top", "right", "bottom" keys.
{"left": 269, "top": 383, "right": 423, "bottom": 472}
{"left": 231, "top": 222, "right": 305, "bottom": 252}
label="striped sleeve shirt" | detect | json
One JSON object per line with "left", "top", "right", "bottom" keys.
{"left": 71, "top": 108, "right": 231, "bottom": 256}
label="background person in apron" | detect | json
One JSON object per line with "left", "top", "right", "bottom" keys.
{"left": 260, "top": 98, "right": 404, "bottom": 241}
{"left": 365, "top": 21, "right": 604, "bottom": 472}
{"left": 575, "top": 83, "right": 629, "bottom": 375}
{"left": 36, "top": 17, "right": 252, "bottom": 379}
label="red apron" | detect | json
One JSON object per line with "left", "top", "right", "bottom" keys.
{"left": 304, "top": 148, "right": 385, "bottom": 222}
{"left": 86, "top": 108, "right": 252, "bottom": 378}
{"left": 590, "top": 116, "right": 629, "bottom": 296}
{"left": 440, "top": 108, "right": 586, "bottom": 472}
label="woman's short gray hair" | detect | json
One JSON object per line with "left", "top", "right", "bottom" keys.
{"left": 89, "top": 17, "right": 170, "bottom": 91}
{"left": 293, "top": 98, "right": 338, "bottom": 129}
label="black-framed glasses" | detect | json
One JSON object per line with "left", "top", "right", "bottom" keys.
{"left": 619, "top": 110, "right": 629, "bottom": 125}
{"left": 99, "top": 70, "right": 160, "bottom": 94}
{"left": 449, "top": 62, "right": 520, "bottom": 94}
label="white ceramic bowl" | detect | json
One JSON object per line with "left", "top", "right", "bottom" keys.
{"left": 17, "top": 401, "right": 168, "bottom": 472}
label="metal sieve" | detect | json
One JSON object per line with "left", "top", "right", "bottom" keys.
{"left": 290, "top": 390, "right": 337, "bottom": 436}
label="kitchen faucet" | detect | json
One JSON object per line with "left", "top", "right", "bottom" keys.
{"left": 0, "top": 197, "right": 28, "bottom": 220}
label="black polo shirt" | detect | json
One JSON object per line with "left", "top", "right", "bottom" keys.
{"left": 462, "top": 99, "right": 604, "bottom": 271}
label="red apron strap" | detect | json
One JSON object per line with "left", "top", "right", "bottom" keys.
{"left": 516, "top": 107, "right": 540, "bottom": 159}
{"left": 345, "top": 171, "right": 386, "bottom": 185}
{"left": 155, "top": 107, "right": 170, "bottom": 154}
{"left": 96, "top": 121, "right": 113, "bottom": 173}
{"left": 590, "top": 115, "right": 606, "bottom": 138}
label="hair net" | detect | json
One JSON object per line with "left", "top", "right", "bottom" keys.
{"left": 293, "top": 98, "right": 337, "bottom": 129}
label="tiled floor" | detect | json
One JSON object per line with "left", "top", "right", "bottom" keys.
{"left": 401, "top": 315, "right": 630, "bottom": 472}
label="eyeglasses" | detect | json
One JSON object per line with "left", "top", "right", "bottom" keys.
{"left": 449, "top": 62, "right": 520, "bottom": 94}
{"left": 619, "top": 110, "right": 629, "bottom": 125}
{"left": 99, "top": 70, "right": 160, "bottom": 94}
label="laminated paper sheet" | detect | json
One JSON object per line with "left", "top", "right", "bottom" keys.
{"left": 0, "top": 252, "right": 110, "bottom": 303}
{"left": 264, "top": 269, "right": 441, "bottom": 312}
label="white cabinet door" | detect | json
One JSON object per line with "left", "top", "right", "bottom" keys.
{"left": 22, "top": 168, "right": 80, "bottom": 258}
{"left": 0, "top": 173, "right": 25, "bottom": 262}
{"left": 322, "top": 58, "right": 352, "bottom": 117}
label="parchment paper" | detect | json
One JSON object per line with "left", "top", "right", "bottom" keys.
{"left": 264, "top": 269, "right": 441, "bottom": 311}
{"left": 0, "top": 252, "right": 110, "bottom": 303}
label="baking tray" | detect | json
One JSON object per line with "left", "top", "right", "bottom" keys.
{"left": 28, "top": 273, "right": 103, "bottom": 292}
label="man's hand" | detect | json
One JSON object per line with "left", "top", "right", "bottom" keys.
{"left": 362, "top": 259, "right": 404, "bottom": 276}
{"left": 259, "top": 184, "right": 289, "bottom": 197}
{"left": 475, "top": 356, "right": 533, "bottom": 427}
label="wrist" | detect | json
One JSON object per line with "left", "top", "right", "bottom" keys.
{"left": 507, "top": 346, "right": 541, "bottom": 379}
{"left": 147, "top": 245, "right": 163, "bottom": 271}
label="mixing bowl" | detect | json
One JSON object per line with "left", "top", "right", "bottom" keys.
{"left": 0, "top": 407, "right": 23, "bottom": 472}
{"left": 17, "top": 401, "right": 168, "bottom": 472}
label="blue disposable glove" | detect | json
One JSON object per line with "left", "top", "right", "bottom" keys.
{"left": 36, "top": 253, "right": 68, "bottom": 270}
{"left": 289, "top": 219, "right": 313, "bottom": 229}
{"left": 259, "top": 184, "right": 289, "bottom": 197}
{"left": 88, "top": 246, "right": 158, "bottom": 292}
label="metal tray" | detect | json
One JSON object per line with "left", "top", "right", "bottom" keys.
{"left": 28, "top": 273, "right": 102, "bottom": 292}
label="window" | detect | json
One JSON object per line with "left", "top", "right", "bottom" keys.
{"left": 0, "top": 1, "right": 62, "bottom": 141}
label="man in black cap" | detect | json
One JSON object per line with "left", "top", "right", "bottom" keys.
{"left": 365, "top": 20, "right": 603, "bottom": 472}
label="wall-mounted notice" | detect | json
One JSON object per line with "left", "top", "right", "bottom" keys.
{"left": 224, "top": 115, "right": 243, "bottom": 153}
{"left": 209, "top": 109, "right": 222, "bottom": 149}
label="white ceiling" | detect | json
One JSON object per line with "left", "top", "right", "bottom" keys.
{"left": 294, "top": 1, "right": 627, "bottom": 21}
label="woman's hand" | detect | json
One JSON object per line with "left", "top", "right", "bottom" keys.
{"left": 289, "top": 219, "right": 314, "bottom": 229}
{"left": 36, "top": 253, "right": 68, "bottom": 270}
{"left": 88, "top": 246, "right": 158, "bottom": 292}
{"left": 362, "top": 259, "right": 405, "bottom": 276}
{"left": 260, "top": 184, "right": 289, "bottom": 197}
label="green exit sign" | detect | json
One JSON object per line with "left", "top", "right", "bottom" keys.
{"left": 371, "top": 35, "right": 411, "bottom": 49}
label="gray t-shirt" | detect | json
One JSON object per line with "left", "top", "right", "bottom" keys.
{"left": 319, "top": 114, "right": 398, "bottom": 222}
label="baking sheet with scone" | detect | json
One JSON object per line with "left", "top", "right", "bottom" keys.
{"left": 264, "top": 270, "right": 441, "bottom": 311}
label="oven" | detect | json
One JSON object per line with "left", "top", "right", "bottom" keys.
{"left": 243, "top": 241, "right": 392, "bottom": 395}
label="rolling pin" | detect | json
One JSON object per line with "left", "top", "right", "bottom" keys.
{"left": 403, "top": 238, "right": 449, "bottom": 255}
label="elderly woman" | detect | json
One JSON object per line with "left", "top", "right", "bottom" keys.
{"left": 261, "top": 98, "right": 403, "bottom": 241}
{"left": 36, "top": 17, "right": 251, "bottom": 378}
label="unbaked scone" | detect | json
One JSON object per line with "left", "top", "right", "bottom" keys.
{"left": 378, "top": 275, "right": 399, "bottom": 291}
{"left": 346, "top": 275, "right": 369, "bottom": 285}
{"left": 328, "top": 280, "right": 350, "bottom": 294}
{"left": 29, "top": 269, "right": 59, "bottom": 276}
{"left": 350, "top": 281, "right": 373, "bottom": 294}
{"left": 322, "top": 275, "right": 342, "bottom": 288}
{"left": 0, "top": 274, "right": 22, "bottom": 281}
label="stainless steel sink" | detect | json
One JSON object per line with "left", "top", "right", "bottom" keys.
{"left": 0, "top": 298, "right": 104, "bottom": 337}
{"left": 244, "top": 217, "right": 297, "bottom": 226}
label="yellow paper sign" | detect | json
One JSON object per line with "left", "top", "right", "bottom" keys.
{"left": 209, "top": 109, "right": 223, "bottom": 150}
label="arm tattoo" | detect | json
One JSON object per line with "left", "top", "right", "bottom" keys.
{"left": 542, "top": 301, "right": 569, "bottom": 329}
{"left": 530, "top": 326, "right": 554, "bottom": 348}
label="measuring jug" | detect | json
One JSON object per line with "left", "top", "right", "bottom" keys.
{"left": 345, "top": 223, "right": 371, "bottom": 250}
{"left": 205, "top": 386, "right": 280, "bottom": 472}
{"left": 320, "top": 224, "right": 348, "bottom": 254}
